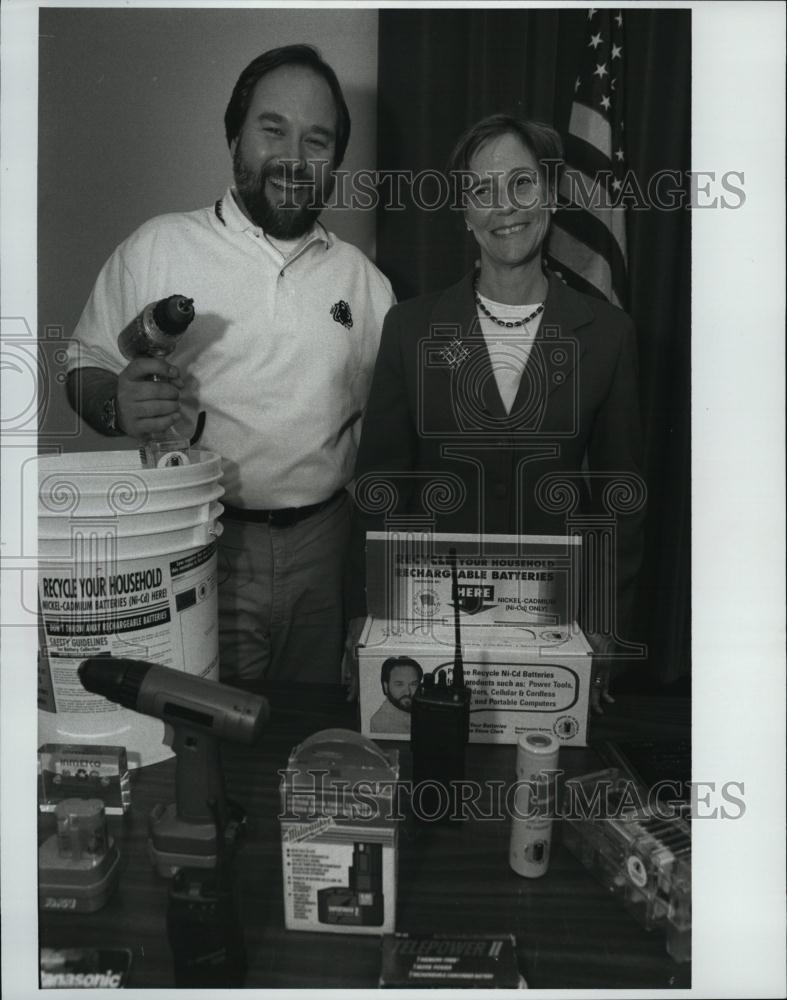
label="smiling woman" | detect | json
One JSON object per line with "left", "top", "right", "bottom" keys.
{"left": 457, "top": 122, "right": 560, "bottom": 304}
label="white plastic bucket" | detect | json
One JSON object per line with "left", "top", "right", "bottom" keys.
{"left": 37, "top": 450, "right": 225, "bottom": 767}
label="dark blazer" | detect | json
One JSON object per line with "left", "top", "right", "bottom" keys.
{"left": 350, "top": 270, "right": 646, "bottom": 636}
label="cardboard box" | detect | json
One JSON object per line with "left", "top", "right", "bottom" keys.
{"left": 358, "top": 533, "right": 593, "bottom": 747}
{"left": 279, "top": 728, "right": 399, "bottom": 935}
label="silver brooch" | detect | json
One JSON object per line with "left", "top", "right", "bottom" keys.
{"left": 440, "top": 338, "right": 470, "bottom": 370}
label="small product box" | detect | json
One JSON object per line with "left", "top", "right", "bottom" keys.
{"left": 38, "top": 743, "right": 131, "bottom": 815}
{"left": 358, "top": 533, "right": 593, "bottom": 747}
{"left": 279, "top": 728, "right": 399, "bottom": 935}
{"left": 379, "top": 932, "right": 526, "bottom": 988}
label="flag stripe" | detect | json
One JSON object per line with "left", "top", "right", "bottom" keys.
{"left": 564, "top": 134, "right": 613, "bottom": 182}
{"left": 568, "top": 101, "right": 612, "bottom": 157}
{"left": 559, "top": 171, "right": 627, "bottom": 262}
{"left": 548, "top": 225, "right": 626, "bottom": 308}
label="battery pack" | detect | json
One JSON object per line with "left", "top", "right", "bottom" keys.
{"left": 562, "top": 768, "right": 691, "bottom": 961}
{"left": 39, "top": 798, "right": 121, "bottom": 913}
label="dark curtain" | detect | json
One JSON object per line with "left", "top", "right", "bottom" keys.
{"left": 375, "top": 9, "right": 691, "bottom": 688}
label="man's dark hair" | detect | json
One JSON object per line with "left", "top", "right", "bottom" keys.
{"left": 380, "top": 656, "right": 423, "bottom": 690}
{"left": 445, "top": 113, "right": 564, "bottom": 204}
{"left": 224, "top": 44, "right": 351, "bottom": 167}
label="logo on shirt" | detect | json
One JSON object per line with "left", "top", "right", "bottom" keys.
{"left": 330, "top": 300, "right": 353, "bottom": 329}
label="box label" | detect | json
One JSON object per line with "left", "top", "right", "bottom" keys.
{"left": 366, "top": 532, "right": 580, "bottom": 625}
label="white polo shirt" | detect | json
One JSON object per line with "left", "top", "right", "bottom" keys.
{"left": 68, "top": 189, "right": 395, "bottom": 507}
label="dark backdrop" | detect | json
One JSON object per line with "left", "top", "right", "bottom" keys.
{"left": 375, "top": 9, "right": 691, "bottom": 688}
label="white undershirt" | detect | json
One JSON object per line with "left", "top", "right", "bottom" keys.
{"left": 264, "top": 232, "right": 309, "bottom": 257}
{"left": 476, "top": 293, "right": 545, "bottom": 413}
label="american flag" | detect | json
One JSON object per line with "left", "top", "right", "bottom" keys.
{"left": 546, "top": 8, "right": 628, "bottom": 308}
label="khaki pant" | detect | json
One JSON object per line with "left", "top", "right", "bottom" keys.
{"left": 216, "top": 491, "right": 350, "bottom": 683}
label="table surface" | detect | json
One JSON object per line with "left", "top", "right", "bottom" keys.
{"left": 39, "top": 686, "right": 692, "bottom": 989}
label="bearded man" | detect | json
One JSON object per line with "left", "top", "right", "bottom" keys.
{"left": 369, "top": 658, "right": 423, "bottom": 735}
{"left": 65, "top": 45, "right": 395, "bottom": 684}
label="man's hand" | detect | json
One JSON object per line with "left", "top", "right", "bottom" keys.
{"left": 116, "top": 358, "right": 184, "bottom": 438}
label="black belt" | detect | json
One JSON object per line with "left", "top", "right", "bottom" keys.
{"left": 220, "top": 490, "right": 345, "bottom": 528}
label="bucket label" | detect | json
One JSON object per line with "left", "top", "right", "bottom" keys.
{"left": 38, "top": 542, "right": 218, "bottom": 716}
{"left": 170, "top": 544, "right": 216, "bottom": 577}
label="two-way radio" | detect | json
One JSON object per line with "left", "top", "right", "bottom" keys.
{"left": 410, "top": 548, "right": 471, "bottom": 822}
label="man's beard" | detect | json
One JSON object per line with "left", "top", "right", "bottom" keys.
{"left": 232, "top": 148, "right": 331, "bottom": 240}
{"left": 388, "top": 693, "right": 413, "bottom": 714}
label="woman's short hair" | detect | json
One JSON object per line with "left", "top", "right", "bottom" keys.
{"left": 445, "top": 113, "right": 564, "bottom": 206}
{"left": 224, "top": 44, "right": 351, "bottom": 167}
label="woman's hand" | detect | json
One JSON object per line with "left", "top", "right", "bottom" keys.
{"left": 342, "top": 617, "right": 366, "bottom": 702}
{"left": 585, "top": 632, "right": 621, "bottom": 714}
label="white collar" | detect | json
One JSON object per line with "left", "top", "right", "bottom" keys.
{"left": 215, "top": 187, "right": 332, "bottom": 249}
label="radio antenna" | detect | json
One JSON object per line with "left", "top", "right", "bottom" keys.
{"left": 449, "top": 548, "right": 464, "bottom": 688}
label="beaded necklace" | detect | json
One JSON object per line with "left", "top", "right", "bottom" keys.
{"left": 474, "top": 280, "right": 544, "bottom": 328}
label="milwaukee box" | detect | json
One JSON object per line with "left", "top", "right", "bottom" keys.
{"left": 279, "top": 729, "right": 399, "bottom": 935}
{"left": 358, "top": 532, "right": 593, "bottom": 747}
